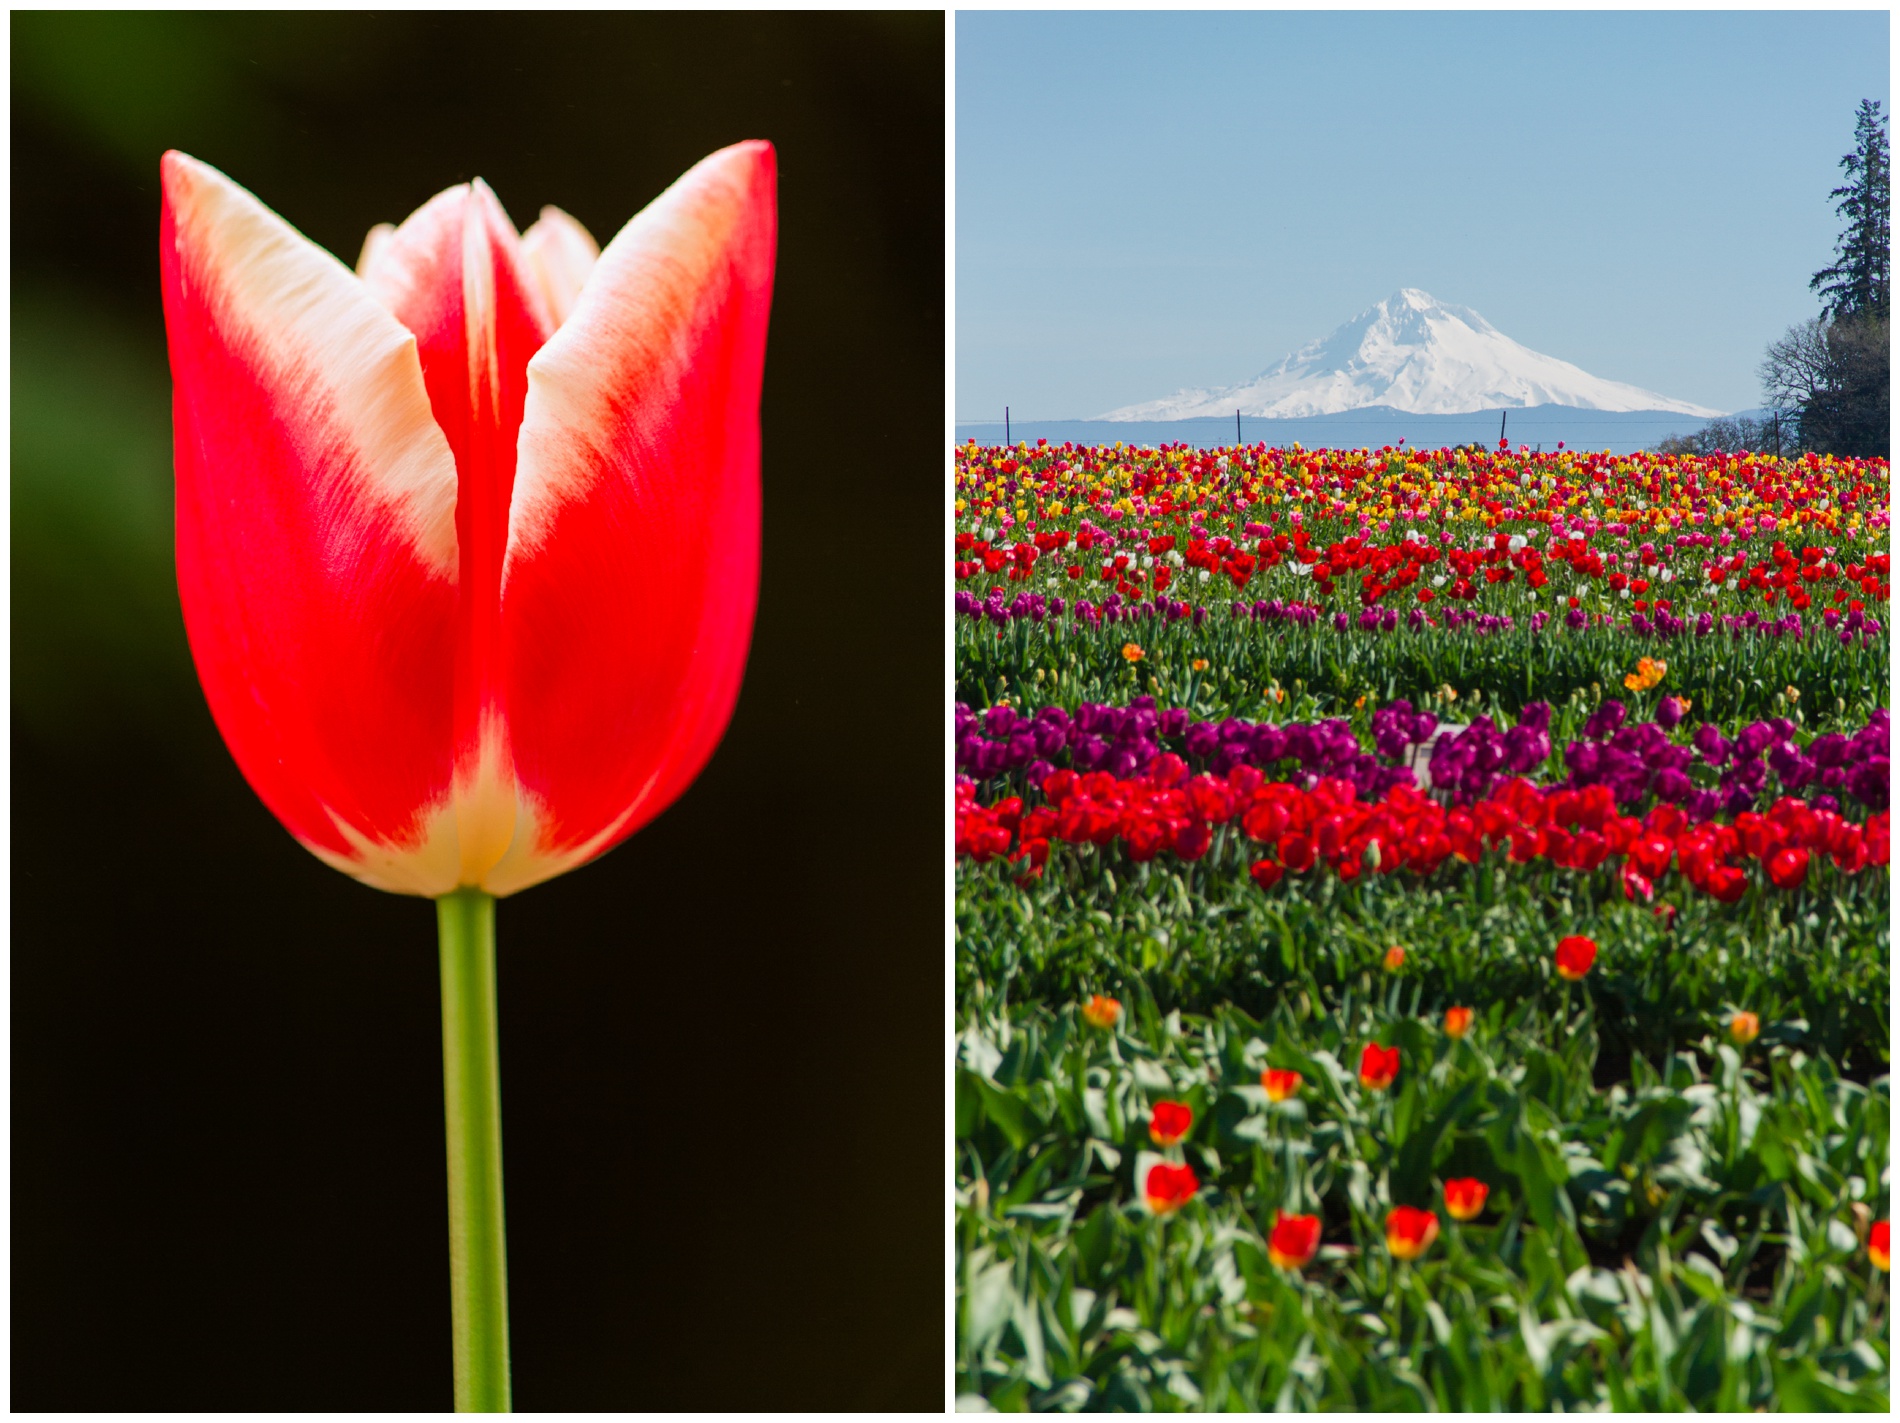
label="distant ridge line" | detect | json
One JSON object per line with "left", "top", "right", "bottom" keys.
{"left": 953, "top": 406, "right": 1733, "bottom": 457}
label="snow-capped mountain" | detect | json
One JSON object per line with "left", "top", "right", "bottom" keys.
{"left": 1103, "top": 289, "right": 1723, "bottom": 421}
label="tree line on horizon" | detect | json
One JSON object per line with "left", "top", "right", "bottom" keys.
{"left": 1657, "top": 98, "right": 1889, "bottom": 460}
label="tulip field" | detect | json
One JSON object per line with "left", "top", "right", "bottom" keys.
{"left": 953, "top": 441, "right": 1891, "bottom": 1410}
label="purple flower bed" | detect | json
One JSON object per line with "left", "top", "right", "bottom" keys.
{"left": 954, "top": 697, "right": 1424, "bottom": 802}
{"left": 954, "top": 696, "right": 1891, "bottom": 818}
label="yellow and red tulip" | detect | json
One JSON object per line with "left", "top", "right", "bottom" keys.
{"left": 1144, "top": 1161, "right": 1199, "bottom": 1215}
{"left": 1267, "top": 1210, "right": 1322, "bottom": 1269}
{"left": 1081, "top": 994, "right": 1122, "bottom": 1029}
{"left": 1385, "top": 1205, "right": 1440, "bottom": 1260}
{"left": 1442, "top": 1177, "right": 1489, "bottom": 1222}
{"left": 1149, "top": 1099, "right": 1193, "bottom": 1147}
{"left": 1554, "top": 934, "right": 1598, "bottom": 980}
{"left": 1359, "top": 1042, "right": 1400, "bottom": 1091}
{"left": 1261, "top": 1067, "right": 1303, "bottom": 1102}
{"left": 160, "top": 144, "right": 777, "bottom": 897}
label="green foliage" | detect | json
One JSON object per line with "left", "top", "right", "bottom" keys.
{"left": 955, "top": 997, "right": 1891, "bottom": 1411}
{"left": 957, "top": 615, "right": 1887, "bottom": 729}
{"left": 957, "top": 834, "right": 1891, "bottom": 1082}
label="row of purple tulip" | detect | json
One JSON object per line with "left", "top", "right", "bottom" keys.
{"left": 955, "top": 697, "right": 1890, "bottom": 815}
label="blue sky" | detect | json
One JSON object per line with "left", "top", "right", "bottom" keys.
{"left": 956, "top": 10, "right": 1891, "bottom": 421}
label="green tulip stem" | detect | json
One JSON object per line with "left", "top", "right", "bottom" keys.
{"left": 437, "top": 888, "right": 512, "bottom": 1412}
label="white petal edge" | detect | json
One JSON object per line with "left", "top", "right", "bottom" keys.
{"left": 165, "top": 153, "right": 460, "bottom": 577}
{"left": 521, "top": 206, "right": 601, "bottom": 329}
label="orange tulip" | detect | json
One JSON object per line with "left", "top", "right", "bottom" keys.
{"left": 1081, "top": 994, "right": 1121, "bottom": 1029}
{"left": 1728, "top": 1011, "right": 1760, "bottom": 1046}
{"left": 1262, "top": 1068, "right": 1303, "bottom": 1102}
{"left": 1383, "top": 945, "right": 1407, "bottom": 972}
{"left": 1443, "top": 1006, "right": 1473, "bottom": 1038}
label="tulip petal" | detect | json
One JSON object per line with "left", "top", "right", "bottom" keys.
{"left": 356, "top": 221, "right": 397, "bottom": 278}
{"left": 161, "top": 151, "right": 465, "bottom": 894}
{"left": 491, "top": 140, "right": 776, "bottom": 895}
{"left": 357, "top": 180, "right": 555, "bottom": 885}
{"left": 521, "top": 206, "right": 601, "bottom": 329}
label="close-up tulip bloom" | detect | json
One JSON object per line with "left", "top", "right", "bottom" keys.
{"left": 160, "top": 145, "right": 775, "bottom": 1411}
{"left": 1554, "top": 934, "right": 1599, "bottom": 980}
{"left": 1149, "top": 1099, "right": 1193, "bottom": 1147}
{"left": 1386, "top": 1205, "right": 1440, "bottom": 1261}
{"left": 1262, "top": 1067, "right": 1303, "bottom": 1102}
{"left": 1358, "top": 1042, "right": 1401, "bottom": 1091}
{"left": 1144, "top": 1161, "right": 1199, "bottom": 1215}
{"left": 162, "top": 145, "right": 774, "bottom": 901}
{"left": 1267, "top": 1211, "right": 1322, "bottom": 1269}
{"left": 1766, "top": 846, "right": 1811, "bottom": 890}
{"left": 1443, "top": 1006, "right": 1474, "bottom": 1038}
{"left": 1443, "top": 1178, "right": 1489, "bottom": 1222}
{"left": 1872, "top": 1220, "right": 1891, "bottom": 1272}
{"left": 1081, "top": 993, "right": 1122, "bottom": 1029}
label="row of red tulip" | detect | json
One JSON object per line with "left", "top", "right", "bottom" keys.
{"left": 956, "top": 769, "right": 1889, "bottom": 901}
{"left": 956, "top": 525, "right": 1891, "bottom": 616}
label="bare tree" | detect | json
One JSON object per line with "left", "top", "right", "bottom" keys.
{"left": 1759, "top": 318, "right": 1833, "bottom": 421}
{"left": 1757, "top": 312, "right": 1889, "bottom": 459}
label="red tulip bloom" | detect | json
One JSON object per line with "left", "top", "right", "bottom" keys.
{"left": 1359, "top": 1042, "right": 1401, "bottom": 1091}
{"left": 1766, "top": 846, "right": 1810, "bottom": 890}
{"left": 1383, "top": 945, "right": 1407, "bottom": 972}
{"left": 1144, "top": 1161, "right": 1199, "bottom": 1215}
{"left": 160, "top": 146, "right": 776, "bottom": 896}
{"left": 1278, "top": 832, "right": 1317, "bottom": 873}
{"left": 1261, "top": 1068, "right": 1303, "bottom": 1102}
{"left": 1442, "top": 1178, "right": 1489, "bottom": 1221}
{"left": 1385, "top": 1205, "right": 1440, "bottom": 1260}
{"left": 1554, "top": 935, "right": 1598, "bottom": 981}
{"left": 1267, "top": 1210, "right": 1322, "bottom": 1269}
{"left": 1149, "top": 1100, "right": 1193, "bottom": 1147}
{"left": 1704, "top": 863, "right": 1748, "bottom": 903}
{"left": 1872, "top": 1220, "right": 1890, "bottom": 1272}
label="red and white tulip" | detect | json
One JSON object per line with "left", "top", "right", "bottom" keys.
{"left": 160, "top": 144, "right": 776, "bottom": 897}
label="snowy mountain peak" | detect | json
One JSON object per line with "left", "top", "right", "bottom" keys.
{"left": 1103, "top": 290, "right": 1722, "bottom": 421}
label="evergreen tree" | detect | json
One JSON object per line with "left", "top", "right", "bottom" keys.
{"left": 1809, "top": 99, "right": 1890, "bottom": 321}
{"left": 1761, "top": 101, "right": 1891, "bottom": 459}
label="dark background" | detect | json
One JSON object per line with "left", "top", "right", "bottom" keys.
{"left": 13, "top": 13, "right": 942, "bottom": 1410}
